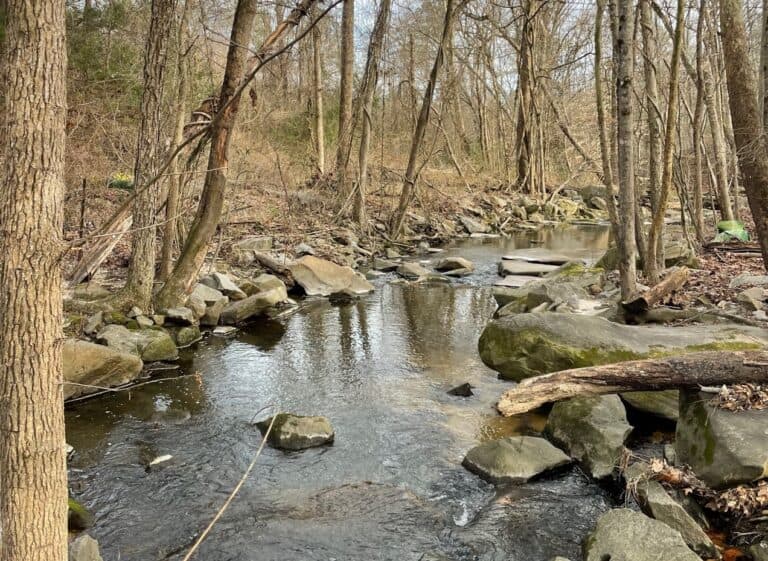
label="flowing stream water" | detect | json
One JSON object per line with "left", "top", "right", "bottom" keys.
{"left": 66, "top": 225, "right": 614, "bottom": 561}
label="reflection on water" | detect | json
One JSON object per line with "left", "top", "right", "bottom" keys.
{"left": 66, "top": 226, "right": 611, "bottom": 561}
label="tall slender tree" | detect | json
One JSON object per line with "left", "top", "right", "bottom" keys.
{"left": 0, "top": 0, "right": 68, "bottom": 559}
{"left": 335, "top": 0, "right": 355, "bottom": 197}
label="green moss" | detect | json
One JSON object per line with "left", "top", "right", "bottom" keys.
{"left": 68, "top": 497, "right": 94, "bottom": 531}
{"left": 104, "top": 311, "right": 128, "bottom": 325}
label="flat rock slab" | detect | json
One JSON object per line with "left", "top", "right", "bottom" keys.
{"left": 289, "top": 256, "right": 374, "bottom": 297}
{"left": 494, "top": 275, "right": 538, "bottom": 288}
{"left": 545, "top": 395, "right": 632, "bottom": 480}
{"left": 584, "top": 509, "right": 701, "bottom": 561}
{"left": 676, "top": 389, "right": 768, "bottom": 488}
{"left": 502, "top": 249, "right": 575, "bottom": 265}
{"left": 462, "top": 436, "right": 571, "bottom": 484}
{"left": 498, "top": 260, "right": 559, "bottom": 277}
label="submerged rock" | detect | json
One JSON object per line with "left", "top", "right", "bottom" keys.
{"left": 63, "top": 339, "right": 143, "bottom": 400}
{"left": 584, "top": 509, "right": 701, "bottom": 561}
{"left": 620, "top": 390, "right": 679, "bottom": 422}
{"left": 447, "top": 382, "right": 474, "bottom": 397}
{"left": 545, "top": 395, "right": 632, "bottom": 480}
{"left": 397, "top": 261, "right": 431, "bottom": 280}
{"left": 625, "top": 463, "right": 717, "bottom": 558}
{"left": 256, "top": 413, "right": 334, "bottom": 450}
{"left": 462, "top": 436, "right": 571, "bottom": 484}
{"left": 289, "top": 255, "right": 374, "bottom": 297}
{"left": 69, "top": 534, "right": 103, "bottom": 561}
{"left": 478, "top": 312, "right": 766, "bottom": 381}
{"left": 435, "top": 257, "right": 475, "bottom": 273}
{"left": 676, "top": 389, "right": 768, "bottom": 488}
{"left": 96, "top": 324, "right": 178, "bottom": 362}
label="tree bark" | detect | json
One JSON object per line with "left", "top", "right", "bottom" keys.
{"left": 390, "top": 0, "right": 466, "bottom": 238}
{"left": 762, "top": 0, "right": 768, "bottom": 128}
{"left": 497, "top": 351, "right": 768, "bottom": 417}
{"left": 353, "top": 0, "right": 392, "bottom": 225}
{"left": 123, "top": 0, "right": 177, "bottom": 309}
{"left": 311, "top": 6, "right": 325, "bottom": 175}
{"left": 0, "top": 0, "right": 68, "bottom": 558}
{"left": 335, "top": 0, "right": 355, "bottom": 196}
{"left": 621, "top": 266, "right": 690, "bottom": 315}
{"left": 719, "top": 0, "right": 768, "bottom": 268}
{"left": 612, "top": 0, "right": 638, "bottom": 299}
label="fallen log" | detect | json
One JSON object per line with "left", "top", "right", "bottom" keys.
{"left": 496, "top": 350, "right": 768, "bottom": 417}
{"left": 252, "top": 251, "right": 295, "bottom": 288}
{"left": 622, "top": 266, "right": 689, "bottom": 315}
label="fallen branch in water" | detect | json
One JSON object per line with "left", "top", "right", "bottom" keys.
{"left": 496, "top": 350, "right": 768, "bottom": 416}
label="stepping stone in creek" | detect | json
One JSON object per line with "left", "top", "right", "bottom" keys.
{"left": 498, "top": 260, "right": 559, "bottom": 277}
{"left": 462, "top": 436, "right": 571, "bottom": 484}
{"left": 501, "top": 249, "right": 575, "bottom": 265}
{"left": 494, "top": 275, "right": 538, "bottom": 288}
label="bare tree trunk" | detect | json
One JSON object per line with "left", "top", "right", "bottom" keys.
{"left": 155, "top": 0, "right": 319, "bottom": 308}
{"left": 312, "top": 6, "right": 325, "bottom": 175}
{"left": 160, "top": 0, "right": 190, "bottom": 281}
{"left": 353, "top": 0, "right": 392, "bottom": 225}
{"left": 762, "top": 0, "right": 768, "bottom": 128}
{"left": 515, "top": 0, "right": 538, "bottom": 194}
{"left": 692, "top": 0, "right": 707, "bottom": 241}
{"left": 335, "top": 0, "right": 355, "bottom": 197}
{"left": 612, "top": 0, "right": 638, "bottom": 299}
{"left": 645, "top": 0, "right": 684, "bottom": 283}
{"left": 0, "top": 0, "right": 68, "bottom": 559}
{"left": 122, "top": 0, "right": 177, "bottom": 309}
{"left": 640, "top": 0, "right": 662, "bottom": 252}
{"left": 719, "top": 0, "right": 768, "bottom": 268}
{"left": 390, "top": 0, "right": 465, "bottom": 238}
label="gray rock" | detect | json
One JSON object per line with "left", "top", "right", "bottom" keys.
{"left": 730, "top": 274, "right": 768, "bottom": 289}
{"left": 620, "top": 390, "right": 679, "bottom": 421}
{"left": 172, "top": 325, "right": 202, "bottom": 347}
{"left": 435, "top": 257, "right": 474, "bottom": 273}
{"left": 419, "top": 554, "right": 454, "bottom": 561}
{"left": 201, "top": 298, "right": 227, "bottom": 326}
{"left": 385, "top": 248, "right": 401, "bottom": 259}
{"left": 231, "top": 236, "right": 273, "bottom": 265}
{"left": 676, "top": 389, "right": 768, "bottom": 488}
{"left": 459, "top": 215, "right": 490, "bottom": 234}
{"left": 478, "top": 312, "right": 767, "bottom": 381}
{"left": 257, "top": 413, "right": 334, "bottom": 450}
{"left": 63, "top": 340, "right": 144, "bottom": 400}
{"left": 69, "top": 534, "right": 103, "bottom": 561}
{"left": 372, "top": 258, "right": 399, "bottom": 272}
{"left": 95, "top": 324, "right": 178, "bottom": 362}
{"left": 625, "top": 463, "right": 717, "bottom": 557}
{"left": 397, "top": 262, "right": 431, "bottom": 280}
{"left": 73, "top": 283, "right": 111, "bottom": 301}
{"left": 498, "top": 260, "right": 559, "bottom": 277}
{"left": 83, "top": 312, "right": 104, "bottom": 337}
{"left": 462, "top": 436, "right": 571, "bottom": 484}
{"left": 191, "top": 282, "right": 228, "bottom": 305}
{"left": 502, "top": 249, "right": 574, "bottom": 265}
{"left": 127, "top": 306, "right": 143, "bottom": 318}
{"left": 220, "top": 281, "right": 288, "bottom": 324}
{"left": 295, "top": 242, "right": 315, "bottom": 256}
{"left": 584, "top": 509, "right": 701, "bottom": 561}
{"left": 212, "top": 325, "right": 238, "bottom": 337}
{"left": 545, "top": 395, "right": 632, "bottom": 479}
{"left": 588, "top": 196, "right": 608, "bottom": 211}
{"left": 737, "top": 287, "right": 766, "bottom": 311}
{"left": 185, "top": 293, "right": 207, "bottom": 319}
{"left": 289, "top": 255, "right": 374, "bottom": 297}
{"left": 200, "top": 272, "right": 247, "bottom": 300}
{"left": 135, "top": 315, "right": 154, "bottom": 329}
{"left": 496, "top": 280, "right": 588, "bottom": 316}
{"left": 163, "top": 306, "right": 196, "bottom": 326}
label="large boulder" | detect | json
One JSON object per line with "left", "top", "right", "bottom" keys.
{"left": 63, "top": 340, "right": 143, "bottom": 400}
{"left": 289, "top": 256, "right": 374, "bottom": 297}
{"left": 493, "top": 263, "right": 604, "bottom": 309}
{"left": 583, "top": 509, "right": 701, "bottom": 561}
{"left": 220, "top": 276, "right": 288, "bottom": 325}
{"left": 256, "top": 413, "right": 334, "bottom": 450}
{"left": 625, "top": 463, "right": 717, "bottom": 558}
{"left": 69, "top": 535, "right": 103, "bottom": 561}
{"left": 462, "top": 436, "right": 571, "bottom": 484}
{"left": 479, "top": 312, "right": 766, "bottom": 381}
{"left": 676, "top": 389, "right": 768, "bottom": 488}
{"left": 545, "top": 395, "right": 632, "bottom": 479}
{"left": 95, "top": 324, "right": 178, "bottom": 362}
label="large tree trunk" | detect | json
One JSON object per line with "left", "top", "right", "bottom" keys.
{"left": 122, "top": 0, "right": 177, "bottom": 309}
{"left": 645, "top": 0, "right": 684, "bottom": 283}
{"left": 497, "top": 351, "right": 768, "bottom": 416}
{"left": 390, "top": 0, "right": 465, "bottom": 238}
{"left": 762, "top": 0, "right": 768, "bottom": 128}
{"left": 612, "top": 0, "right": 638, "bottom": 299}
{"left": 311, "top": 6, "right": 325, "bottom": 175}
{"left": 353, "top": 0, "right": 392, "bottom": 225}
{"left": 719, "top": 0, "right": 768, "bottom": 268}
{"left": 155, "top": 0, "right": 319, "bottom": 309}
{"left": 335, "top": 0, "right": 355, "bottom": 197}
{"left": 0, "top": 0, "right": 68, "bottom": 559}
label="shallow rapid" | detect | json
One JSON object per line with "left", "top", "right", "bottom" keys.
{"left": 66, "top": 225, "right": 612, "bottom": 561}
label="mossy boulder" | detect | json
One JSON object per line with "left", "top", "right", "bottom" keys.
{"left": 478, "top": 312, "right": 766, "bottom": 381}
{"left": 676, "top": 389, "right": 768, "bottom": 488}
{"left": 545, "top": 395, "right": 632, "bottom": 479}
{"left": 68, "top": 497, "right": 94, "bottom": 531}
{"left": 96, "top": 324, "right": 178, "bottom": 362}
{"left": 170, "top": 325, "right": 202, "bottom": 348}
{"left": 256, "top": 413, "right": 334, "bottom": 450}
{"left": 620, "top": 390, "right": 679, "bottom": 422}
{"left": 493, "top": 262, "right": 604, "bottom": 309}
